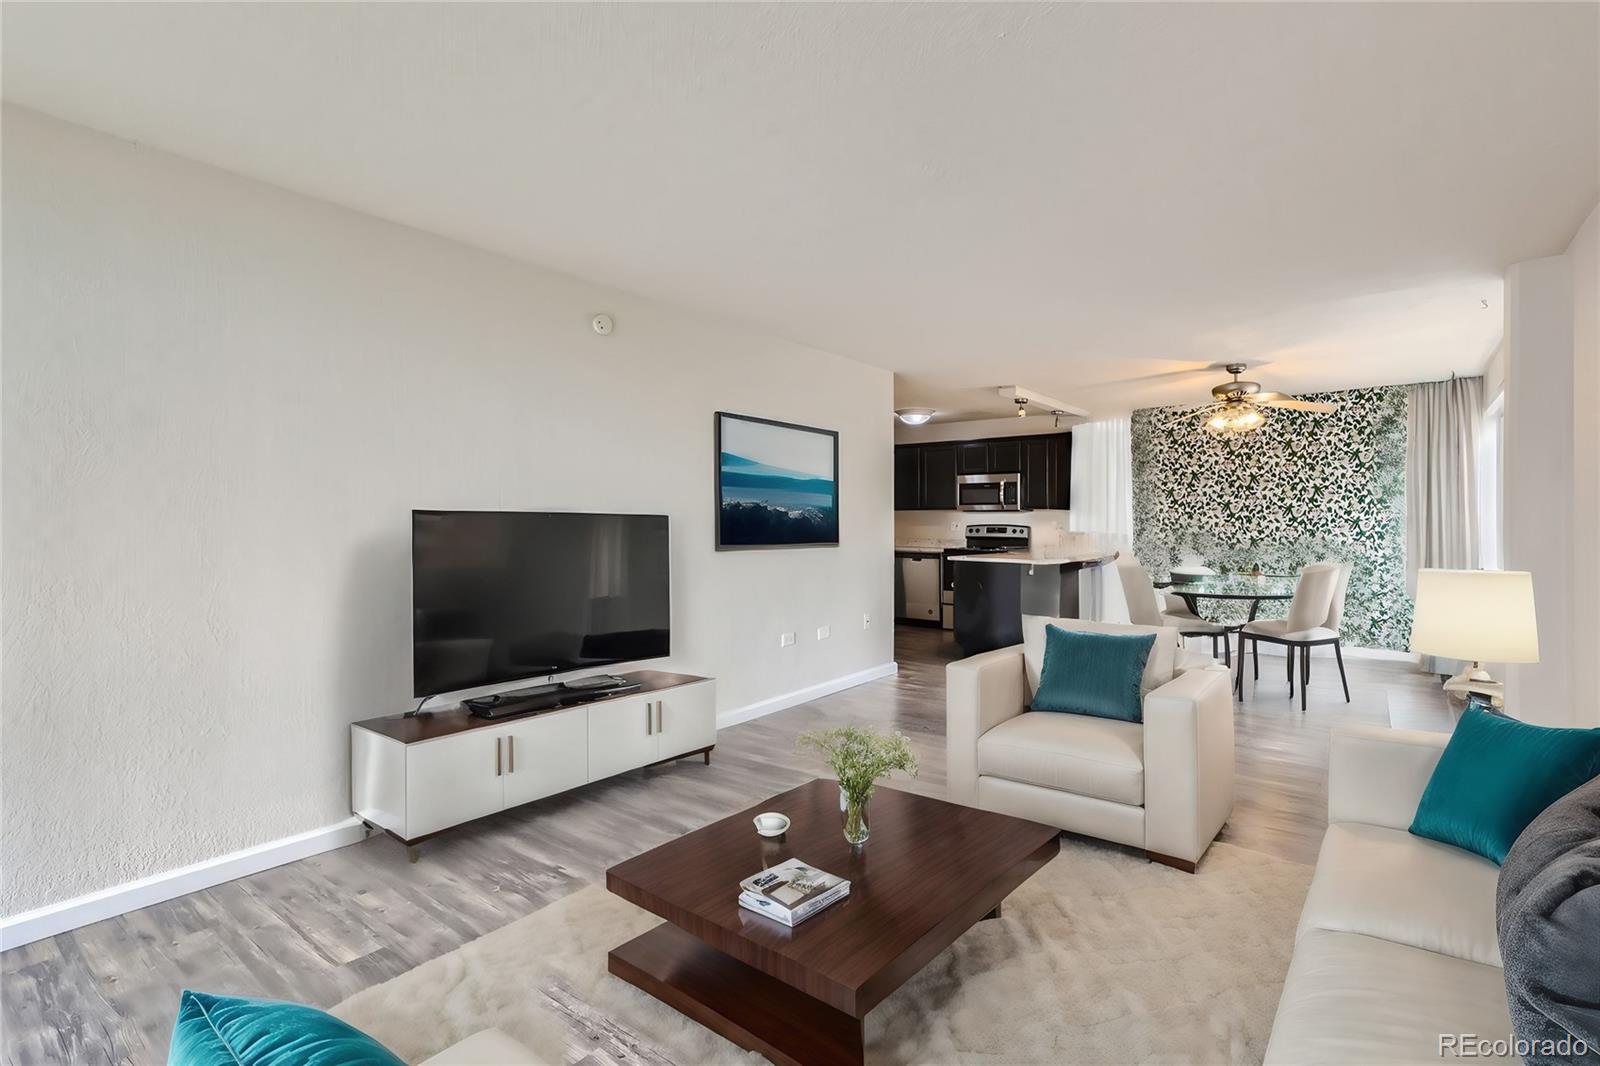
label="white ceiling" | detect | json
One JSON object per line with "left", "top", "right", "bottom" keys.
{"left": 5, "top": 3, "right": 1596, "bottom": 418}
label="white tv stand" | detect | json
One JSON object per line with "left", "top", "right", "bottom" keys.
{"left": 351, "top": 670, "right": 716, "bottom": 860}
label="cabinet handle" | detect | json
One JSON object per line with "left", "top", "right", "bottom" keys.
{"left": 646, "top": 702, "right": 653, "bottom": 736}
{"left": 508, "top": 735, "right": 514, "bottom": 773}
{"left": 495, "top": 737, "right": 502, "bottom": 777}
{"left": 656, "top": 700, "right": 663, "bottom": 732}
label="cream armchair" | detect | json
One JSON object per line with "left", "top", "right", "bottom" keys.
{"left": 947, "top": 617, "right": 1235, "bottom": 871}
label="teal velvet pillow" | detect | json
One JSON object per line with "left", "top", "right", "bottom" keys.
{"left": 1410, "top": 708, "right": 1600, "bottom": 864}
{"left": 1031, "top": 625, "right": 1157, "bottom": 723}
{"left": 169, "top": 990, "right": 404, "bottom": 1066}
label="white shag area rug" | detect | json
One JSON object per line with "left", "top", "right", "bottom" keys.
{"left": 333, "top": 839, "right": 1311, "bottom": 1065}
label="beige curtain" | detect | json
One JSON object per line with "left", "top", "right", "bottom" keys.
{"left": 1070, "top": 417, "right": 1133, "bottom": 621}
{"left": 1406, "top": 376, "right": 1484, "bottom": 671}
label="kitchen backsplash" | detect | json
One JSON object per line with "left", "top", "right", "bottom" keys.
{"left": 894, "top": 509, "right": 1073, "bottom": 547}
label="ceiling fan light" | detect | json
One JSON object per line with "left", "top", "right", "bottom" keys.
{"left": 1204, "top": 404, "right": 1265, "bottom": 435}
{"left": 895, "top": 407, "right": 935, "bottom": 426}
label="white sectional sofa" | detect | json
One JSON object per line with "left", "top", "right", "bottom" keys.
{"left": 947, "top": 617, "right": 1235, "bottom": 872}
{"left": 1265, "top": 723, "right": 1515, "bottom": 1064}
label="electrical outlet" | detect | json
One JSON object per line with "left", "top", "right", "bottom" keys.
{"left": 779, "top": 631, "right": 797, "bottom": 648}
{"left": 949, "top": 520, "right": 961, "bottom": 532}
{"left": 862, "top": 613, "right": 872, "bottom": 630}
{"left": 817, "top": 625, "right": 831, "bottom": 641}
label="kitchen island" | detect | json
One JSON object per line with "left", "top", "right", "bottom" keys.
{"left": 948, "top": 548, "right": 1119, "bottom": 656}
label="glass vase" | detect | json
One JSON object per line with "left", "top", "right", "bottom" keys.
{"left": 841, "top": 789, "right": 871, "bottom": 845}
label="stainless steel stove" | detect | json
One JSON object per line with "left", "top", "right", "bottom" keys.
{"left": 938, "top": 525, "right": 1031, "bottom": 629}
{"left": 963, "top": 523, "right": 1031, "bottom": 552}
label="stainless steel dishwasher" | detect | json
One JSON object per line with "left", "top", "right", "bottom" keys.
{"left": 894, "top": 552, "right": 943, "bottom": 624}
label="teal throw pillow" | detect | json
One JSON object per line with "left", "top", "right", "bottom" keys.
{"left": 1410, "top": 708, "right": 1600, "bottom": 864}
{"left": 1031, "top": 625, "right": 1157, "bottom": 723}
{"left": 169, "top": 990, "right": 404, "bottom": 1066}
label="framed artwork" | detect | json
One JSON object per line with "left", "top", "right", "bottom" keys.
{"left": 715, "top": 412, "right": 839, "bottom": 550}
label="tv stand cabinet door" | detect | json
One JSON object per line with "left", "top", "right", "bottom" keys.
{"left": 656, "top": 680, "right": 717, "bottom": 758}
{"left": 502, "top": 705, "right": 589, "bottom": 809}
{"left": 587, "top": 695, "right": 660, "bottom": 781}
{"left": 406, "top": 730, "right": 507, "bottom": 838}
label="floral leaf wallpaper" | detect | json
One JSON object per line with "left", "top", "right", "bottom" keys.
{"left": 1131, "top": 385, "right": 1411, "bottom": 650}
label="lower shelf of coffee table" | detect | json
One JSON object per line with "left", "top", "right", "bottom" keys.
{"left": 608, "top": 921, "right": 864, "bottom": 1066}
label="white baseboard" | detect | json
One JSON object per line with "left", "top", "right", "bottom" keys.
{"left": 0, "top": 817, "right": 367, "bottom": 951}
{"left": 717, "top": 661, "right": 899, "bottom": 729}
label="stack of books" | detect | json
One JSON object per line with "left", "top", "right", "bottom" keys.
{"left": 738, "top": 858, "right": 850, "bottom": 927}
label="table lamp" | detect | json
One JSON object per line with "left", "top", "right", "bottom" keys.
{"left": 1410, "top": 569, "right": 1539, "bottom": 705}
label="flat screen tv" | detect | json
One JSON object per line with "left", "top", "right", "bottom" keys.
{"left": 412, "top": 510, "right": 670, "bottom": 698}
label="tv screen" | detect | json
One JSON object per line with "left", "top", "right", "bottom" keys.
{"left": 412, "top": 510, "right": 671, "bottom": 698}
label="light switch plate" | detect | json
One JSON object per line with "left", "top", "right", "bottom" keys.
{"left": 817, "top": 625, "right": 831, "bottom": 641}
{"left": 779, "top": 632, "right": 797, "bottom": 648}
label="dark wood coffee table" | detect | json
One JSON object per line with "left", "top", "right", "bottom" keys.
{"left": 605, "top": 778, "right": 1060, "bottom": 1065}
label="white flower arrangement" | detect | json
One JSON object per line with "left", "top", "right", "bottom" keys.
{"left": 797, "top": 725, "right": 918, "bottom": 805}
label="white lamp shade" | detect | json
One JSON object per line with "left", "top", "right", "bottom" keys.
{"left": 1410, "top": 569, "right": 1539, "bottom": 663}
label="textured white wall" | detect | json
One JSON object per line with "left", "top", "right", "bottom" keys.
{"left": 1566, "top": 205, "right": 1598, "bottom": 728}
{"left": 1503, "top": 254, "right": 1574, "bottom": 724}
{"left": 1501, "top": 202, "right": 1599, "bottom": 728}
{"left": 1, "top": 108, "right": 894, "bottom": 915}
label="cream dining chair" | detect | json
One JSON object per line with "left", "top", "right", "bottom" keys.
{"left": 1116, "top": 557, "right": 1233, "bottom": 665}
{"left": 1234, "top": 561, "right": 1351, "bottom": 711}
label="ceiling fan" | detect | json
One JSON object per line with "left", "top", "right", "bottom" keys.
{"left": 1173, "top": 364, "right": 1338, "bottom": 434}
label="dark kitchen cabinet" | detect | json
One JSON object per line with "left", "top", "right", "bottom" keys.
{"left": 988, "top": 439, "right": 1022, "bottom": 474}
{"left": 893, "top": 446, "right": 920, "bottom": 511}
{"left": 1047, "top": 434, "right": 1072, "bottom": 509}
{"left": 955, "top": 441, "right": 989, "bottom": 474}
{"left": 919, "top": 444, "right": 958, "bottom": 510}
{"left": 1022, "top": 438, "right": 1052, "bottom": 510}
{"left": 894, "top": 432, "right": 1069, "bottom": 511}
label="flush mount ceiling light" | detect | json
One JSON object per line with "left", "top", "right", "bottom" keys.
{"left": 895, "top": 408, "right": 935, "bottom": 425}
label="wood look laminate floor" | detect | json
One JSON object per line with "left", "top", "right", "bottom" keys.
{"left": 1, "top": 626, "right": 1455, "bottom": 1065}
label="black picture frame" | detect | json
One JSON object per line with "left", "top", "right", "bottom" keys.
{"left": 714, "top": 411, "right": 840, "bottom": 550}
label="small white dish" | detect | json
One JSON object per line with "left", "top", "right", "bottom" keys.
{"left": 752, "top": 812, "right": 791, "bottom": 838}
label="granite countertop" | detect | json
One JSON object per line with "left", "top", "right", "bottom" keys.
{"left": 894, "top": 542, "right": 961, "bottom": 553}
{"left": 944, "top": 548, "right": 1120, "bottom": 566}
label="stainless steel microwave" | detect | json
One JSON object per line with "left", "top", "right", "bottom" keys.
{"left": 956, "top": 472, "right": 1027, "bottom": 511}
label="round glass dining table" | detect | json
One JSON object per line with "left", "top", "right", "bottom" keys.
{"left": 1162, "top": 574, "right": 1297, "bottom": 623}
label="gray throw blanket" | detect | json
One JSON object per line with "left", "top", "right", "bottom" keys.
{"left": 1497, "top": 775, "right": 1600, "bottom": 1065}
